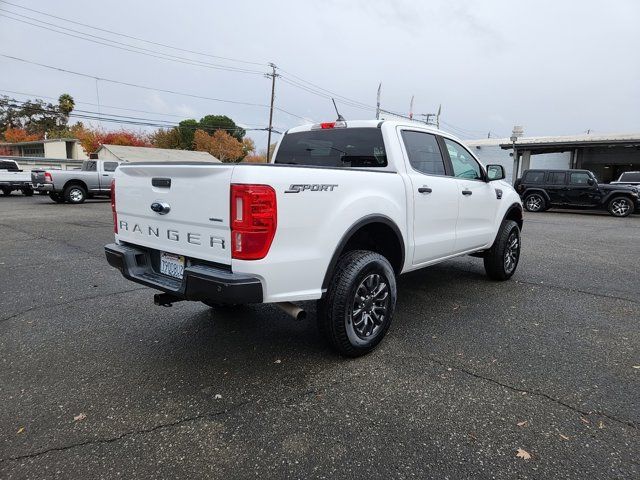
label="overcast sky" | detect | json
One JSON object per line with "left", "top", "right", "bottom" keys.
{"left": 1, "top": 0, "right": 639, "bottom": 149}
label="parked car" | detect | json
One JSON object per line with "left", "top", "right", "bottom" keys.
{"left": 515, "top": 169, "right": 639, "bottom": 217}
{"left": 31, "top": 159, "right": 120, "bottom": 204}
{"left": 105, "top": 119, "right": 524, "bottom": 356}
{"left": 611, "top": 171, "right": 640, "bottom": 188}
{"left": 0, "top": 159, "right": 33, "bottom": 196}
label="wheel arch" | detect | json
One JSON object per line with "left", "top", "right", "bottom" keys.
{"left": 63, "top": 179, "right": 89, "bottom": 193}
{"left": 321, "top": 215, "right": 405, "bottom": 290}
{"left": 503, "top": 202, "right": 524, "bottom": 231}
{"left": 522, "top": 188, "right": 550, "bottom": 203}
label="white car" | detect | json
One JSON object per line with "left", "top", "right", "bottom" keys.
{"left": 105, "top": 120, "right": 523, "bottom": 356}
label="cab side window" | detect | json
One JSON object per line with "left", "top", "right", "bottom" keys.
{"left": 547, "top": 172, "right": 566, "bottom": 185}
{"left": 570, "top": 172, "right": 590, "bottom": 185}
{"left": 401, "top": 131, "right": 446, "bottom": 175}
{"left": 103, "top": 162, "right": 119, "bottom": 172}
{"left": 443, "top": 138, "right": 483, "bottom": 180}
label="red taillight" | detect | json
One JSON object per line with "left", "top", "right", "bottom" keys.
{"left": 44, "top": 171, "right": 52, "bottom": 182}
{"left": 110, "top": 179, "right": 117, "bottom": 233}
{"left": 230, "top": 184, "right": 277, "bottom": 260}
{"left": 320, "top": 122, "right": 336, "bottom": 129}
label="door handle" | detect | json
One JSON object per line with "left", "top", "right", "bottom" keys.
{"left": 102, "top": 174, "right": 109, "bottom": 176}
{"left": 418, "top": 187, "right": 432, "bottom": 194}
{"left": 462, "top": 190, "right": 473, "bottom": 196}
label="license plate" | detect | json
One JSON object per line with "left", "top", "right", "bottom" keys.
{"left": 159, "top": 252, "right": 185, "bottom": 279}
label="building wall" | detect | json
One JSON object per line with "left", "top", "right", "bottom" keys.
{"left": 529, "top": 152, "right": 571, "bottom": 170}
{"left": 44, "top": 142, "right": 67, "bottom": 159}
{"left": 71, "top": 142, "right": 88, "bottom": 160}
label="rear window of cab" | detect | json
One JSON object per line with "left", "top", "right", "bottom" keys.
{"left": 274, "top": 128, "right": 387, "bottom": 168}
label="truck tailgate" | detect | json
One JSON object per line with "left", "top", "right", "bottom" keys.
{"left": 115, "top": 163, "right": 233, "bottom": 266}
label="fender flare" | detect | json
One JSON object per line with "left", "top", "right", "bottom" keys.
{"left": 601, "top": 190, "right": 635, "bottom": 205}
{"left": 321, "top": 214, "right": 405, "bottom": 290}
{"left": 522, "top": 188, "right": 550, "bottom": 203}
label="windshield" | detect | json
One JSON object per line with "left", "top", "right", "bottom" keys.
{"left": 619, "top": 172, "right": 640, "bottom": 182}
{"left": 274, "top": 128, "right": 387, "bottom": 168}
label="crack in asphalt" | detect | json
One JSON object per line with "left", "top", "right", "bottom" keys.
{"left": 0, "top": 386, "right": 325, "bottom": 465}
{"left": 511, "top": 278, "right": 639, "bottom": 305}
{"left": 0, "top": 400, "right": 251, "bottom": 464}
{"left": 428, "top": 356, "right": 638, "bottom": 430}
{"left": 0, "top": 287, "right": 148, "bottom": 325}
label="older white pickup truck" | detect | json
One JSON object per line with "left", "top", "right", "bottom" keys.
{"left": 0, "top": 159, "right": 33, "bottom": 196}
{"left": 105, "top": 120, "right": 523, "bottom": 356}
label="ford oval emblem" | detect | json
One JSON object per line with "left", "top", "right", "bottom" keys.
{"left": 150, "top": 202, "right": 170, "bottom": 215}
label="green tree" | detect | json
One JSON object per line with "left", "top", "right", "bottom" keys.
{"left": 0, "top": 93, "right": 75, "bottom": 138}
{"left": 198, "top": 115, "right": 245, "bottom": 141}
{"left": 178, "top": 119, "right": 198, "bottom": 150}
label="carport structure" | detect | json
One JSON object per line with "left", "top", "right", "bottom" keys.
{"left": 501, "top": 133, "right": 640, "bottom": 183}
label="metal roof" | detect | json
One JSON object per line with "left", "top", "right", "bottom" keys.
{"left": 97, "top": 145, "right": 220, "bottom": 163}
{"left": 0, "top": 138, "right": 79, "bottom": 146}
{"left": 499, "top": 133, "right": 640, "bottom": 149}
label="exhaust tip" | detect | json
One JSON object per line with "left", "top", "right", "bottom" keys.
{"left": 275, "top": 302, "right": 306, "bottom": 321}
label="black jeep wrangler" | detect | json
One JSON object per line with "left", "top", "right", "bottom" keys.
{"left": 515, "top": 169, "right": 639, "bottom": 217}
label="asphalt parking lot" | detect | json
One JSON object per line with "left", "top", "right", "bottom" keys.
{"left": 0, "top": 194, "right": 638, "bottom": 479}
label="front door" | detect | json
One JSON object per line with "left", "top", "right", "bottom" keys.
{"left": 565, "top": 171, "right": 600, "bottom": 206}
{"left": 400, "top": 129, "right": 459, "bottom": 265}
{"left": 442, "top": 138, "right": 497, "bottom": 252}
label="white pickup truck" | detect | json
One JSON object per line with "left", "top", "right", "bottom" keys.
{"left": 0, "top": 159, "right": 33, "bottom": 196}
{"left": 105, "top": 120, "right": 523, "bottom": 356}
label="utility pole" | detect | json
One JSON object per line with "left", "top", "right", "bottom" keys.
{"left": 265, "top": 63, "right": 279, "bottom": 161}
{"left": 376, "top": 83, "right": 381, "bottom": 120}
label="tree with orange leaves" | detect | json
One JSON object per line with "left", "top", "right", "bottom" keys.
{"left": 193, "top": 129, "right": 244, "bottom": 162}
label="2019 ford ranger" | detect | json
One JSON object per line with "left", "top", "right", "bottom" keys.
{"left": 105, "top": 120, "right": 523, "bottom": 356}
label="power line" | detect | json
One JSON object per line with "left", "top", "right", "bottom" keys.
{"left": 0, "top": 89, "right": 280, "bottom": 129}
{"left": 5, "top": 98, "right": 280, "bottom": 133}
{"left": 1, "top": 1, "right": 266, "bottom": 67}
{"left": 0, "top": 11, "right": 265, "bottom": 75}
{"left": 1, "top": 54, "right": 313, "bottom": 122}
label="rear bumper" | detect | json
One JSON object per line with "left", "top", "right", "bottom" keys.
{"left": 33, "top": 183, "right": 54, "bottom": 192}
{"left": 104, "top": 243, "right": 263, "bottom": 304}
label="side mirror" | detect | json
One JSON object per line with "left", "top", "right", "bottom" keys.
{"left": 587, "top": 178, "right": 595, "bottom": 186}
{"left": 486, "top": 164, "right": 505, "bottom": 181}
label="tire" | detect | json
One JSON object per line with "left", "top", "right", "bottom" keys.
{"left": 607, "top": 196, "right": 634, "bottom": 217}
{"left": 1, "top": 187, "right": 11, "bottom": 196}
{"left": 22, "top": 187, "right": 34, "bottom": 197}
{"left": 524, "top": 193, "right": 545, "bottom": 212}
{"left": 317, "top": 250, "right": 397, "bottom": 357}
{"left": 64, "top": 185, "right": 87, "bottom": 204}
{"left": 483, "top": 220, "right": 521, "bottom": 281}
{"left": 49, "top": 192, "right": 66, "bottom": 204}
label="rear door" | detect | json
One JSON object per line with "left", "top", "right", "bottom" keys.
{"left": 545, "top": 171, "right": 566, "bottom": 204}
{"left": 399, "top": 129, "right": 458, "bottom": 264}
{"left": 442, "top": 137, "right": 497, "bottom": 252}
{"left": 115, "top": 163, "right": 234, "bottom": 266}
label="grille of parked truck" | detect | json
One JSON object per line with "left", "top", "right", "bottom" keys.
{"left": 104, "top": 120, "right": 524, "bottom": 356}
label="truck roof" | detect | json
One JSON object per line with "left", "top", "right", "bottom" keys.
{"left": 286, "top": 119, "right": 453, "bottom": 138}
